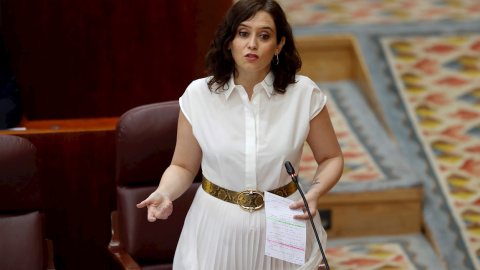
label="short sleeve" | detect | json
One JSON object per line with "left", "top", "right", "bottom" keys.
{"left": 179, "top": 88, "right": 192, "bottom": 124}
{"left": 309, "top": 86, "right": 327, "bottom": 120}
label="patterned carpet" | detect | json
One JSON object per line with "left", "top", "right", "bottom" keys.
{"left": 380, "top": 33, "right": 480, "bottom": 269}
{"left": 283, "top": 0, "right": 480, "bottom": 269}
{"left": 327, "top": 243, "right": 418, "bottom": 270}
{"left": 325, "top": 234, "right": 445, "bottom": 270}
{"left": 279, "top": 0, "right": 480, "bottom": 26}
{"left": 299, "top": 81, "right": 421, "bottom": 194}
{"left": 299, "top": 92, "right": 386, "bottom": 185}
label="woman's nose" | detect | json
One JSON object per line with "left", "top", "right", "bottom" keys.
{"left": 247, "top": 37, "right": 257, "bottom": 50}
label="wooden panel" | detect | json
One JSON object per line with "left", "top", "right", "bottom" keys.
{"left": 296, "top": 35, "right": 355, "bottom": 82}
{"left": 318, "top": 188, "right": 423, "bottom": 238}
{"left": 9, "top": 117, "right": 119, "bottom": 134}
{"left": 1, "top": 120, "right": 117, "bottom": 270}
{"left": 319, "top": 187, "right": 423, "bottom": 205}
{"left": 0, "top": 1, "right": 232, "bottom": 269}
{"left": 0, "top": 0, "right": 231, "bottom": 120}
{"left": 323, "top": 202, "right": 422, "bottom": 238}
{"left": 299, "top": 49, "right": 355, "bottom": 81}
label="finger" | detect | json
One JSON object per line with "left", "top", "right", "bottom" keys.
{"left": 293, "top": 213, "right": 309, "bottom": 220}
{"left": 155, "top": 201, "right": 173, "bottom": 220}
{"left": 147, "top": 204, "right": 160, "bottom": 222}
{"left": 293, "top": 209, "right": 316, "bottom": 220}
{"left": 289, "top": 200, "right": 303, "bottom": 209}
{"left": 136, "top": 200, "right": 147, "bottom": 208}
{"left": 148, "top": 210, "right": 157, "bottom": 222}
{"left": 155, "top": 209, "right": 172, "bottom": 220}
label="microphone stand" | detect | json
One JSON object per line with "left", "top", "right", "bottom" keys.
{"left": 285, "top": 161, "right": 329, "bottom": 270}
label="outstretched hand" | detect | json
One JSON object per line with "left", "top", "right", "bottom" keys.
{"left": 289, "top": 193, "right": 318, "bottom": 220}
{"left": 136, "top": 191, "right": 173, "bottom": 222}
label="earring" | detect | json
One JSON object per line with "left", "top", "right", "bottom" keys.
{"left": 275, "top": 54, "right": 279, "bottom": 65}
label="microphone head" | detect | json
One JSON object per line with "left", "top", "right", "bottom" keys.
{"left": 284, "top": 161, "right": 295, "bottom": 175}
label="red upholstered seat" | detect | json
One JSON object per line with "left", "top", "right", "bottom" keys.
{"left": 0, "top": 212, "right": 45, "bottom": 269}
{"left": 0, "top": 134, "right": 55, "bottom": 270}
{"left": 109, "top": 101, "right": 201, "bottom": 270}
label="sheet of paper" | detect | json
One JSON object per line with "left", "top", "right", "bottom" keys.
{"left": 6, "top": 127, "right": 26, "bottom": 131}
{"left": 264, "top": 191, "right": 306, "bottom": 265}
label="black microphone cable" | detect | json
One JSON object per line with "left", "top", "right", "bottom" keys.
{"left": 285, "top": 161, "right": 330, "bottom": 270}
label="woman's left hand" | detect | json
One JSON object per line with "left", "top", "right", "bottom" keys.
{"left": 289, "top": 192, "right": 319, "bottom": 220}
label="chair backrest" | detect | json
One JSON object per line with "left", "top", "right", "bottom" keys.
{"left": 0, "top": 134, "right": 47, "bottom": 270}
{"left": 115, "top": 101, "right": 201, "bottom": 264}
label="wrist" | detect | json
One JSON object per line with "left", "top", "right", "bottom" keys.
{"left": 153, "top": 189, "right": 171, "bottom": 200}
{"left": 306, "top": 187, "right": 322, "bottom": 202}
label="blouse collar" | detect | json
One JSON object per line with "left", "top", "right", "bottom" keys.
{"left": 224, "top": 71, "right": 275, "bottom": 100}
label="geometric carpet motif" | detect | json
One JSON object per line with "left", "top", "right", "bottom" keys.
{"left": 380, "top": 34, "right": 480, "bottom": 269}
{"left": 277, "top": 0, "right": 480, "bottom": 26}
{"left": 326, "top": 234, "right": 446, "bottom": 269}
{"left": 326, "top": 243, "right": 418, "bottom": 270}
{"left": 299, "top": 91, "right": 386, "bottom": 184}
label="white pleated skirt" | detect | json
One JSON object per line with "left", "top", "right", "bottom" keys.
{"left": 173, "top": 186, "right": 327, "bottom": 270}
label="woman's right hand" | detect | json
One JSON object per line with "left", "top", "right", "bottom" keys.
{"left": 136, "top": 191, "right": 173, "bottom": 222}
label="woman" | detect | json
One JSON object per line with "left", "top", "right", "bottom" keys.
{"left": 137, "top": 0, "right": 343, "bottom": 269}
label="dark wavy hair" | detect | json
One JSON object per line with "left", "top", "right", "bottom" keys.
{"left": 205, "top": 0, "right": 301, "bottom": 94}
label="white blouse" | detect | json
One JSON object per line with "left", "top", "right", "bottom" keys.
{"left": 179, "top": 72, "right": 326, "bottom": 192}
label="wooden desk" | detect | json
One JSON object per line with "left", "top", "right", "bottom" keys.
{"left": 318, "top": 188, "right": 424, "bottom": 238}
{"left": 1, "top": 117, "right": 118, "bottom": 269}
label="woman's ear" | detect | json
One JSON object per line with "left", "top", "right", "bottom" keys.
{"left": 276, "top": 36, "right": 286, "bottom": 54}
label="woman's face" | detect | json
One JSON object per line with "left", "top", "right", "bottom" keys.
{"left": 229, "top": 10, "right": 285, "bottom": 78}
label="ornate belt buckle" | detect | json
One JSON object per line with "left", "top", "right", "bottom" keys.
{"left": 237, "top": 189, "right": 264, "bottom": 213}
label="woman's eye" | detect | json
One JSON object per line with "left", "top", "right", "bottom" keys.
{"left": 239, "top": 31, "right": 248, "bottom": 37}
{"left": 259, "top": 34, "right": 270, "bottom": 40}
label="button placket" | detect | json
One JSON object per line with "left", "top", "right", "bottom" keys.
{"left": 247, "top": 85, "right": 262, "bottom": 190}
{"left": 237, "top": 86, "right": 257, "bottom": 190}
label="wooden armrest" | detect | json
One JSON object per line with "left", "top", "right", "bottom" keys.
{"left": 108, "top": 211, "right": 141, "bottom": 270}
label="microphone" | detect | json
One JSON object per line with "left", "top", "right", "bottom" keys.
{"left": 285, "top": 161, "right": 329, "bottom": 270}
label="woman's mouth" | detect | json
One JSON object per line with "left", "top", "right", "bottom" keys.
{"left": 245, "top": 54, "right": 259, "bottom": 61}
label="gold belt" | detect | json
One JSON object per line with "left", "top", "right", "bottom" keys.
{"left": 201, "top": 176, "right": 297, "bottom": 213}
